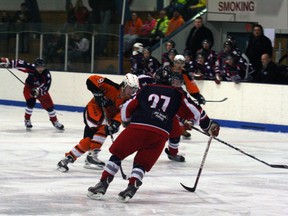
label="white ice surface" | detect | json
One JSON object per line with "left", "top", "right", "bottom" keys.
{"left": 0, "top": 105, "right": 288, "bottom": 216}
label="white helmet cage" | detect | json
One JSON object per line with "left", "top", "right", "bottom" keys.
{"left": 133, "top": 42, "right": 144, "bottom": 55}
{"left": 122, "top": 73, "right": 139, "bottom": 93}
{"left": 174, "top": 54, "right": 185, "bottom": 64}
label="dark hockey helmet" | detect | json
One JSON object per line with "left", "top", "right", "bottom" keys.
{"left": 226, "top": 35, "right": 236, "bottom": 46}
{"left": 155, "top": 66, "right": 173, "bottom": 85}
{"left": 34, "top": 58, "right": 46, "bottom": 67}
{"left": 155, "top": 66, "right": 183, "bottom": 86}
{"left": 166, "top": 40, "right": 176, "bottom": 48}
{"left": 223, "top": 41, "right": 232, "bottom": 48}
{"left": 143, "top": 46, "right": 152, "bottom": 53}
{"left": 183, "top": 50, "right": 192, "bottom": 57}
{"left": 202, "top": 39, "right": 211, "bottom": 45}
{"left": 168, "top": 48, "right": 178, "bottom": 55}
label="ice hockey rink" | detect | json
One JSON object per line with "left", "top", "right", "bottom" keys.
{"left": 0, "top": 105, "right": 288, "bottom": 216}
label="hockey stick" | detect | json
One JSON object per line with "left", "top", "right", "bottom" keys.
{"left": 191, "top": 126, "right": 288, "bottom": 169}
{"left": 206, "top": 97, "right": 228, "bottom": 103}
{"left": 180, "top": 136, "right": 213, "bottom": 192}
{"left": 5, "top": 67, "right": 25, "bottom": 85}
{"left": 192, "top": 97, "right": 228, "bottom": 103}
{"left": 101, "top": 105, "right": 129, "bottom": 180}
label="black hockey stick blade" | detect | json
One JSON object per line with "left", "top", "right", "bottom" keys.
{"left": 205, "top": 97, "right": 228, "bottom": 102}
{"left": 191, "top": 126, "right": 288, "bottom": 170}
{"left": 270, "top": 164, "right": 288, "bottom": 169}
{"left": 119, "top": 165, "right": 129, "bottom": 180}
{"left": 180, "top": 136, "right": 213, "bottom": 192}
{"left": 180, "top": 182, "right": 196, "bottom": 192}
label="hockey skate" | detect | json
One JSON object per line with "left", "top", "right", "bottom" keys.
{"left": 84, "top": 149, "right": 105, "bottom": 170}
{"left": 118, "top": 179, "right": 142, "bottom": 203}
{"left": 165, "top": 148, "right": 185, "bottom": 162}
{"left": 25, "top": 119, "right": 33, "bottom": 130}
{"left": 52, "top": 121, "right": 64, "bottom": 130}
{"left": 87, "top": 175, "right": 114, "bottom": 200}
{"left": 181, "top": 130, "right": 191, "bottom": 139}
{"left": 57, "top": 155, "right": 74, "bottom": 172}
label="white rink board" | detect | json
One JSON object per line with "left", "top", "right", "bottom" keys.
{"left": 1, "top": 69, "right": 288, "bottom": 126}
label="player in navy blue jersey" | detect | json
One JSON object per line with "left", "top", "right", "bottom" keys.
{"left": 87, "top": 66, "right": 220, "bottom": 202}
{"left": 0, "top": 57, "right": 64, "bottom": 130}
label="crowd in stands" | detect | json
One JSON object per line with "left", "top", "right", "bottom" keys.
{"left": 0, "top": 0, "right": 287, "bottom": 84}
{"left": 128, "top": 17, "right": 288, "bottom": 85}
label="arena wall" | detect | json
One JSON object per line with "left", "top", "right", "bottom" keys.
{"left": 1, "top": 69, "right": 287, "bottom": 132}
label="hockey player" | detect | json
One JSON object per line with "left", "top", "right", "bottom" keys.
{"left": 162, "top": 40, "right": 176, "bottom": 66}
{"left": 143, "top": 46, "right": 161, "bottom": 77}
{"left": 163, "top": 55, "right": 206, "bottom": 161}
{"left": 57, "top": 73, "right": 139, "bottom": 172}
{"left": 87, "top": 66, "right": 220, "bottom": 202}
{"left": 172, "top": 55, "right": 206, "bottom": 105}
{"left": 0, "top": 57, "right": 64, "bottom": 130}
{"left": 130, "top": 42, "right": 146, "bottom": 75}
{"left": 191, "top": 51, "right": 216, "bottom": 81}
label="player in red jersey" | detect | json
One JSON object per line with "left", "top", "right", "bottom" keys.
{"left": 87, "top": 66, "right": 220, "bottom": 202}
{"left": 0, "top": 57, "right": 64, "bottom": 130}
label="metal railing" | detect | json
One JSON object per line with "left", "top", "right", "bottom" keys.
{"left": 0, "top": 23, "right": 120, "bottom": 73}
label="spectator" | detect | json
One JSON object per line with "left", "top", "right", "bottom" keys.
{"left": 130, "top": 42, "right": 145, "bottom": 75}
{"left": 89, "top": 0, "right": 116, "bottom": 57}
{"left": 123, "top": 12, "right": 143, "bottom": 55}
{"left": 143, "top": 46, "right": 161, "bottom": 76}
{"left": 74, "top": 0, "right": 89, "bottom": 30}
{"left": 0, "top": 11, "right": 12, "bottom": 51}
{"left": 185, "top": 16, "right": 214, "bottom": 59}
{"left": 139, "top": 13, "right": 156, "bottom": 37}
{"left": 1, "top": 11, "right": 12, "bottom": 23}
{"left": 259, "top": 53, "right": 281, "bottom": 84}
{"left": 165, "top": 48, "right": 178, "bottom": 67}
{"left": 14, "top": 2, "right": 31, "bottom": 53}
{"left": 197, "top": 39, "right": 217, "bottom": 68}
{"left": 191, "top": 51, "right": 216, "bottom": 81}
{"left": 162, "top": 40, "right": 176, "bottom": 66}
{"left": 166, "top": 0, "right": 189, "bottom": 21}
{"left": 278, "top": 42, "right": 288, "bottom": 65}
{"left": 43, "top": 31, "right": 65, "bottom": 64}
{"left": 137, "top": 13, "right": 156, "bottom": 47}
{"left": 149, "top": 10, "right": 169, "bottom": 46}
{"left": 165, "top": 9, "right": 185, "bottom": 37}
{"left": 63, "top": 1, "right": 76, "bottom": 32}
{"left": 183, "top": 50, "right": 195, "bottom": 73}
{"left": 221, "top": 54, "right": 245, "bottom": 84}
{"left": 245, "top": 24, "right": 273, "bottom": 82}
{"left": 188, "top": 0, "right": 207, "bottom": 18}
{"left": 68, "top": 33, "right": 90, "bottom": 62}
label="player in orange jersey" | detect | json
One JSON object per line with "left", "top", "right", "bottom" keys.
{"left": 57, "top": 73, "right": 139, "bottom": 172}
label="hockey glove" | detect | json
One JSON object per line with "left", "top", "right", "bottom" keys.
{"left": 31, "top": 87, "right": 47, "bottom": 98}
{"left": 231, "top": 75, "right": 241, "bottom": 84}
{"left": 183, "top": 119, "right": 194, "bottom": 130}
{"left": 0, "top": 57, "right": 10, "bottom": 68}
{"left": 215, "top": 73, "right": 222, "bottom": 85}
{"left": 204, "top": 121, "right": 220, "bottom": 137}
{"left": 31, "top": 88, "right": 40, "bottom": 98}
{"left": 105, "top": 120, "right": 121, "bottom": 135}
{"left": 93, "top": 91, "right": 112, "bottom": 108}
{"left": 191, "top": 93, "right": 206, "bottom": 105}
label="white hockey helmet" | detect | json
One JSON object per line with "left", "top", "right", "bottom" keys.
{"left": 174, "top": 54, "right": 185, "bottom": 63}
{"left": 122, "top": 73, "right": 139, "bottom": 94}
{"left": 133, "top": 42, "right": 143, "bottom": 55}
